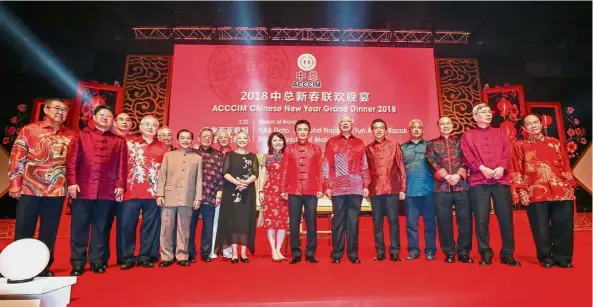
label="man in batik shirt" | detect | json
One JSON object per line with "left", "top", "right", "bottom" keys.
{"left": 461, "top": 103, "right": 520, "bottom": 266}
{"left": 323, "top": 115, "right": 370, "bottom": 264}
{"left": 8, "top": 98, "right": 76, "bottom": 277}
{"left": 401, "top": 119, "right": 437, "bottom": 261}
{"left": 425, "top": 116, "right": 473, "bottom": 264}
{"left": 365, "top": 119, "right": 406, "bottom": 262}
{"left": 189, "top": 128, "right": 224, "bottom": 262}
{"left": 120, "top": 115, "right": 169, "bottom": 269}
{"left": 66, "top": 105, "right": 127, "bottom": 275}
{"left": 510, "top": 114, "right": 576, "bottom": 268}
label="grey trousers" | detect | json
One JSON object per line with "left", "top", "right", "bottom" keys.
{"left": 160, "top": 206, "right": 192, "bottom": 261}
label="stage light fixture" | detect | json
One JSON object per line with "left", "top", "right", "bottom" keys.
{"left": 0, "top": 239, "right": 50, "bottom": 284}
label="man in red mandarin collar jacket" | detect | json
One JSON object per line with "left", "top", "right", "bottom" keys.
{"left": 66, "top": 105, "right": 127, "bottom": 276}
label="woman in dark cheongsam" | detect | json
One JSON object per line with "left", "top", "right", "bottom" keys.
{"left": 215, "top": 131, "right": 259, "bottom": 264}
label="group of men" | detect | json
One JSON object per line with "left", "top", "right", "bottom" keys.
{"left": 6, "top": 99, "right": 575, "bottom": 277}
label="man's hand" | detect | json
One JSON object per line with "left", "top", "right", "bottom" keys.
{"left": 193, "top": 201, "right": 201, "bottom": 210}
{"left": 492, "top": 167, "right": 505, "bottom": 180}
{"left": 325, "top": 189, "right": 332, "bottom": 198}
{"left": 479, "top": 166, "right": 494, "bottom": 179}
{"left": 363, "top": 188, "right": 369, "bottom": 198}
{"left": 215, "top": 197, "right": 222, "bottom": 207}
{"left": 156, "top": 196, "right": 165, "bottom": 206}
{"left": 399, "top": 192, "right": 406, "bottom": 201}
{"left": 316, "top": 192, "right": 324, "bottom": 199}
{"left": 8, "top": 187, "right": 21, "bottom": 199}
{"left": 68, "top": 185, "right": 80, "bottom": 199}
{"left": 114, "top": 188, "right": 124, "bottom": 199}
{"left": 280, "top": 193, "right": 288, "bottom": 200}
{"left": 519, "top": 191, "right": 529, "bottom": 206}
{"left": 449, "top": 174, "right": 461, "bottom": 186}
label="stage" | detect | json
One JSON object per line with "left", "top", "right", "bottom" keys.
{"left": 0, "top": 212, "right": 591, "bottom": 307}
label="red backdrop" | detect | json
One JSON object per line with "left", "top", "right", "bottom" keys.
{"left": 169, "top": 45, "right": 440, "bottom": 152}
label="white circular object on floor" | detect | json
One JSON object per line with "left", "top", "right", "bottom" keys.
{"left": 0, "top": 238, "right": 49, "bottom": 283}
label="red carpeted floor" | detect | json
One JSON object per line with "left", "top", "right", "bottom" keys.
{"left": 1, "top": 212, "right": 592, "bottom": 307}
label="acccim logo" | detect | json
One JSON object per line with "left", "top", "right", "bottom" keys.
{"left": 293, "top": 53, "right": 321, "bottom": 88}
{"left": 297, "top": 53, "right": 317, "bottom": 71}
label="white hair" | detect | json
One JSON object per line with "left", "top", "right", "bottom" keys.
{"left": 472, "top": 103, "right": 491, "bottom": 115}
{"left": 408, "top": 119, "right": 423, "bottom": 127}
{"left": 140, "top": 115, "right": 159, "bottom": 126}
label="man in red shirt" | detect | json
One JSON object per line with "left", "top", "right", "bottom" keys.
{"left": 323, "top": 115, "right": 370, "bottom": 264}
{"left": 66, "top": 105, "right": 127, "bottom": 275}
{"left": 461, "top": 103, "right": 520, "bottom": 266}
{"left": 119, "top": 115, "right": 169, "bottom": 269}
{"left": 280, "top": 119, "right": 324, "bottom": 264}
{"left": 510, "top": 114, "right": 576, "bottom": 268}
{"left": 103, "top": 112, "right": 132, "bottom": 267}
{"left": 8, "top": 98, "right": 76, "bottom": 277}
{"left": 365, "top": 119, "right": 406, "bottom": 262}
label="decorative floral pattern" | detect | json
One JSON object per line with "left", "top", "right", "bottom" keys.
{"left": 564, "top": 106, "right": 587, "bottom": 160}
{"left": 3, "top": 104, "right": 28, "bottom": 146}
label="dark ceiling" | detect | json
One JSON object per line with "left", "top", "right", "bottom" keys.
{"left": 0, "top": 1, "right": 591, "bottom": 78}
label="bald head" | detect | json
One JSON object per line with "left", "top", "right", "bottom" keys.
{"left": 437, "top": 116, "right": 453, "bottom": 137}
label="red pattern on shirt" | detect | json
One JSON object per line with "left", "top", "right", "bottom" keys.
{"left": 8, "top": 119, "right": 76, "bottom": 197}
{"left": 123, "top": 136, "right": 169, "bottom": 200}
{"left": 365, "top": 138, "right": 406, "bottom": 197}
{"left": 66, "top": 128, "right": 127, "bottom": 200}
{"left": 425, "top": 135, "right": 469, "bottom": 192}
{"left": 461, "top": 126, "right": 511, "bottom": 187}
{"left": 280, "top": 141, "right": 323, "bottom": 196}
{"left": 510, "top": 134, "right": 576, "bottom": 204}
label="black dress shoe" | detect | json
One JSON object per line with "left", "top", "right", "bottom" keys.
{"left": 120, "top": 261, "right": 135, "bottom": 270}
{"left": 188, "top": 255, "right": 196, "bottom": 263}
{"left": 91, "top": 263, "right": 106, "bottom": 274}
{"left": 240, "top": 257, "right": 250, "bottom": 263}
{"left": 349, "top": 257, "right": 361, "bottom": 264}
{"left": 540, "top": 258, "right": 554, "bottom": 269}
{"left": 177, "top": 260, "right": 190, "bottom": 267}
{"left": 37, "top": 269, "right": 54, "bottom": 277}
{"left": 425, "top": 253, "right": 436, "bottom": 261}
{"left": 406, "top": 252, "right": 420, "bottom": 260}
{"left": 138, "top": 260, "right": 154, "bottom": 268}
{"left": 444, "top": 255, "right": 455, "bottom": 263}
{"left": 289, "top": 257, "right": 301, "bottom": 264}
{"left": 305, "top": 256, "right": 318, "bottom": 263}
{"left": 332, "top": 258, "right": 341, "bottom": 264}
{"left": 390, "top": 254, "right": 401, "bottom": 262}
{"left": 458, "top": 255, "right": 474, "bottom": 264}
{"left": 231, "top": 258, "right": 239, "bottom": 264}
{"left": 479, "top": 255, "right": 493, "bottom": 266}
{"left": 101, "top": 262, "right": 108, "bottom": 270}
{"left": 201, "top": 256, "right": 212, "bottom": 263}
{"left": 554, "top": 261, "right": 573, "bottom": 268}
{"left": 500, "top": 256, "right": 521, "bottom": 267}
{"left": 159, "top": 261, "right": 173, "bottom": 268}
{"left": 374, "top": 254, "right": 386, "bottom": 261}
{"left": 70, "top": 266, "right": 84, "bottom": 276}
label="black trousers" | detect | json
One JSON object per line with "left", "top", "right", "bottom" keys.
{"left": 288, "top": 195, "right": 318, "bottom": 258}
{"left": 370, "top": 194, "right": 400, "bottom": 256}
{"left": 103, "top": 201, "right": 123, "bottom": 264}
{"left": 469, "top": 184, "right": 515, "bottom": 257}
{"left": 331, "top": 194, "right": 363, "bottom": 260}
{"left": 14, "top": 195, "right": 64, "bottom": 268}
{"left": 526, "top": 200, "right": 574, "bottom": 263}
{"left": 434, "top": 190, "right": 472, "bottom": 256}
{"left": 70, "top": 199, "right": 113, "bottom": 267}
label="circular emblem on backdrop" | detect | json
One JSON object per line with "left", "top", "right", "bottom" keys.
{"left": 297, "top": 53, "right": 316, "bottom": 71}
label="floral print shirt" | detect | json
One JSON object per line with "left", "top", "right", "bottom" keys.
{"left": 123, "top": 136, "right": 169, "bottom": 201}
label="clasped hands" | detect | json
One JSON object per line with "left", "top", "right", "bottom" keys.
{"left": 444, "top": 174, "right": 461, "bottom": 186}
{"left": 479, "top": 166, "right": 505, "bottom": 180}
{"left": 235, "top": 179, "right": 249, "bottom": 191}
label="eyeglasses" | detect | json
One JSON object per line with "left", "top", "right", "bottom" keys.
{"left": 46, "top": 106, "right": 69, "bottom": 113}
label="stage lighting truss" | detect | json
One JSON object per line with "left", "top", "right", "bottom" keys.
{"left": 132, "top": 27, "right": 470, "bottom": 44}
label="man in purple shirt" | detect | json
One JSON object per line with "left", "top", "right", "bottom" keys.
{"left": 461, "top": 103, "right": 520, "bottom": 267}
